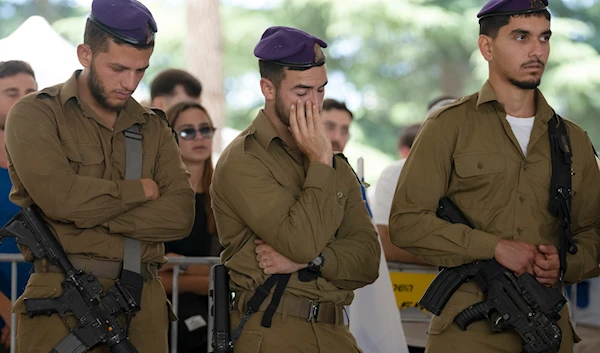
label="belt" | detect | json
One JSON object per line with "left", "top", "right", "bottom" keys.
{"left": 34, "top": 256, "right": 158, "bottom": 281}
{"left": 234, "top": 291, "right": 345, "bottom": 325}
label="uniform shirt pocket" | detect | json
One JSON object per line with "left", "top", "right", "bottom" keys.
{"left": 453, "top": 152, "right": 505, "bottom": 209}
{"left": 63, "top": 142, "right": 105, "bottom": 178}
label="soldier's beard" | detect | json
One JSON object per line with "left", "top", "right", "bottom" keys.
{"left": 88, "top": 62, "right": 124, "bottom": 112}
{"left": 508, "top": 77, "right": 542, "bottom": 90}
{"left": 274, "top": 91, "right": 290, "bottom": 127}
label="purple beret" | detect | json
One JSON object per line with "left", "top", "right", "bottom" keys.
{"left": 478, "top": 0, "right": 548, "bottom": 19}
{"left": 89, "top": 0, "right": 157, "bottom": 45}
{"left": 254, "top": 26, "right": 328, "bottom": 68}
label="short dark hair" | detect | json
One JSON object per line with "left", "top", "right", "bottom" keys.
{"left": 258, "top": 60, "right": 317, "bottom": 89}
{"left": 83, "top": 19, "right": 154, "bottom": 55}
{"left": 150, "top": 69, "right": 202, "bottom": 100}
{"left": 0, "top": 60, "right": 35, "bottom": 80}
{"left": 479, "top": 10, "right": 551, "bottom": 38}
{"left": 322, "top": 99, "right": 353, "bottom": 119}
{"left": 398, "top": 123, "right": 421, "bottom": 150}
{"left": 258, "top": 60, "right": 286, "bottom": 89}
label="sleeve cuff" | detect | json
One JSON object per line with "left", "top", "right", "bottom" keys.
{"left": 117, "top": 179, "right": 146, "bottom": 207}
{"left": 467, "top": 229, "right": 500, "bottom": 260}
{"left": 319, "top": 246, "right": 339, "bottom": 280}
{"left": 303, "top": 163, "right": 336, "bottom": 194}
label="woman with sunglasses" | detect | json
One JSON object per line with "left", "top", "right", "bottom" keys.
{"left": 160, "top": 101, "right": 220, "bottom": 353}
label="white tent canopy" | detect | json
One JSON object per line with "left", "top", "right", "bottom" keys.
{"left": 0, "top": 16, "right": 82, "bottom": 89}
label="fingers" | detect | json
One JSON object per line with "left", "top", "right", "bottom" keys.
{"left": 539, "top": 244, "right": 558, "bottom": 255}
{"left": 289, "top": 103, "right": 300, "bottom": 138}
{"left": 534, "top": 264, "right": 559, "bottom": 278}
{"left": 534, "top": 256, "right": 559, "bottom": 271}
{"left": 296, "top": 99, "right": 308, "bottom": 136}
{"left": 305, "top": 100, "right": 315, "bottom": 133}
{"left": 254, "top": 239, "right": 265, "bottom": 245}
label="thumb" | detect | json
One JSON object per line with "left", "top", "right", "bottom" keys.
{"left": 539, "top": 244, "right": 558, "bottom": 254}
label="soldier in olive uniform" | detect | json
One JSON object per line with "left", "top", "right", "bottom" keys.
{"left": 4, "top": 1, "right": 195, "bottom": 352}
{"left": 389, "top": 1, "right": 600, "bottom": 353}
{"left": 211, "top": 26, "right": 380, "bottom": 353}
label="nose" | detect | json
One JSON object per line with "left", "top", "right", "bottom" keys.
{"left": 530, "top": 39, "right": 544, "bottom": 58}
{"left": 122, "top": 72, "right": 137, "bottom": 92}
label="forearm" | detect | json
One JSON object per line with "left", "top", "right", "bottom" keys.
{"left": 214, "top": 161, "right": 344, "bottom": 264}
{"left": 107, "top": 187, "right": 195, "bottom": 242}
{"left": 391, "top": 210, "right": 499, "bottom": 267}
{"left": 319, "top": 190, "right": 381, "bottom": 290}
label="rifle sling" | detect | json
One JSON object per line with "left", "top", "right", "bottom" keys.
{"left": 547, "top": 113, "right": 577, "bottom": 282}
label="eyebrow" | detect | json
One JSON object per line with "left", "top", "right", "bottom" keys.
{"left": 110, "top": 63, "right": 150, "bottom": 71}
{"left": 292, "top": 81, "right": 329, "bottom": 90}
{"left": 510, "top": 29, "right": 552, "bottom": 36}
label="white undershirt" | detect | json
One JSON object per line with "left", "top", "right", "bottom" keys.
{"left": 506, "top": 114, "right": 535, "bottom": 157}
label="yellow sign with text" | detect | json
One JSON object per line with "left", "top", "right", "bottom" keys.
{"left": 389, "top": 272, "right": 437, "bottom": 309}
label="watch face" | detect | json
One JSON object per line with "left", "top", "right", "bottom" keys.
{"left": 312, "top": 255, "right": 323, "bottom": 267}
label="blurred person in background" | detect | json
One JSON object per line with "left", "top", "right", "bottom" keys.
{"left": 161, "top": 101, "right": 220, "bottom": 353}
{"left": 150, "top": 69, "right": 202, "bottom": 112}
{"left": 0, "top": 60, "right": 37, "bottom": 352}
{"left": 371, "top": 96, "right": 455, "bottom": 353}
{"left": 321, "top": 98, "right": 352, "bottom": 153}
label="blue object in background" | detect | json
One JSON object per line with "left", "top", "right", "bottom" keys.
{"left": 566, "top": 280, "right": 590, "bottom": 309}
{"left": 0, "top": 168, "right": 32, "bottom": 327}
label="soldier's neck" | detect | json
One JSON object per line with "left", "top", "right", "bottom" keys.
{"left": 489, "top": 77, "right": 537, "bottom": 118}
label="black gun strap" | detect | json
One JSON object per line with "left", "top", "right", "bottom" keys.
{"left": 548, "top": 112, "right": 577, "bottom": 281}
{"left": 231, "top": 274, "right": 291, "bottom": 345}
{"left": 122, "top": 124, "right": 145, "bottom": 324}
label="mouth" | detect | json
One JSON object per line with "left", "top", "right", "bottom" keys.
{"left": 114, "top": 92, "right": 132, "bottom": 100}
{"left": 193, "top": 146, "right": 207, "bottom": 151}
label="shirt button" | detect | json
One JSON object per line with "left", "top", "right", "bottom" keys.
{"left": 521, "top": 163, "right": 528, "bottom": 171}
{"left": 517, "top": 227, "right": 523, "bottom": 235}
{"left": 111, "top": 161, "right": 116, "bottom": 167}
{"left": 519, "top": 196, "right": 525, "bottom": 203}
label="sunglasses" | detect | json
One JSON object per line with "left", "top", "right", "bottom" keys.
{"left": 177, "top": 126, "right": 217, "bottom": 140}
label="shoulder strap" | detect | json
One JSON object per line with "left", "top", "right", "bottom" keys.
{"left": 122, "top": 124, "right": 144, "bottom": 311}
{"left": 548, "top": 113, "right": 577, "bottom": 283}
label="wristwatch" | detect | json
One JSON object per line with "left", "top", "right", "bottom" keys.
{"left": 298, "top": 253, "right": 324, "bottom": 282}
{"left": 307, "top": 253, "right": 325, "bottom": 274}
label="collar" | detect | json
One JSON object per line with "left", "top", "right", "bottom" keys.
{"left": 475, "top": 80, "right": 554, "bottom": 123}
{"left": 251, "top": 110, "right": 281, "bottom": 150}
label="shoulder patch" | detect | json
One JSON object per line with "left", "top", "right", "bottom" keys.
{"left": 427, "top": 95, "right": 473, "bottom": 120}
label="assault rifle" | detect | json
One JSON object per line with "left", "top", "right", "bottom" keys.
{"left": 0, "top": 205, "right": 139, "bottom": 353}
{"left": 419, "top": 198, "right": 566, "bottom": 353}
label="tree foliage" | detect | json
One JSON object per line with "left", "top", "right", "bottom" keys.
{"left": 5, "top": 0, "right": 600, "bottom": 182}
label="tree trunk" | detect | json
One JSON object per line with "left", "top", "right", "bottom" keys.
{"left": 185, "top": 0, "right": 225, "bottom": 152}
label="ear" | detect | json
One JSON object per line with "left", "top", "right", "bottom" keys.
{"left": 478, "top": 34, "right": 493, "bottom": 62}
{"left": 77, "top": 44, "right": 93, "bottom": 68}
{"left": 260, "top": 78, "right": 277, "bottom": 102}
